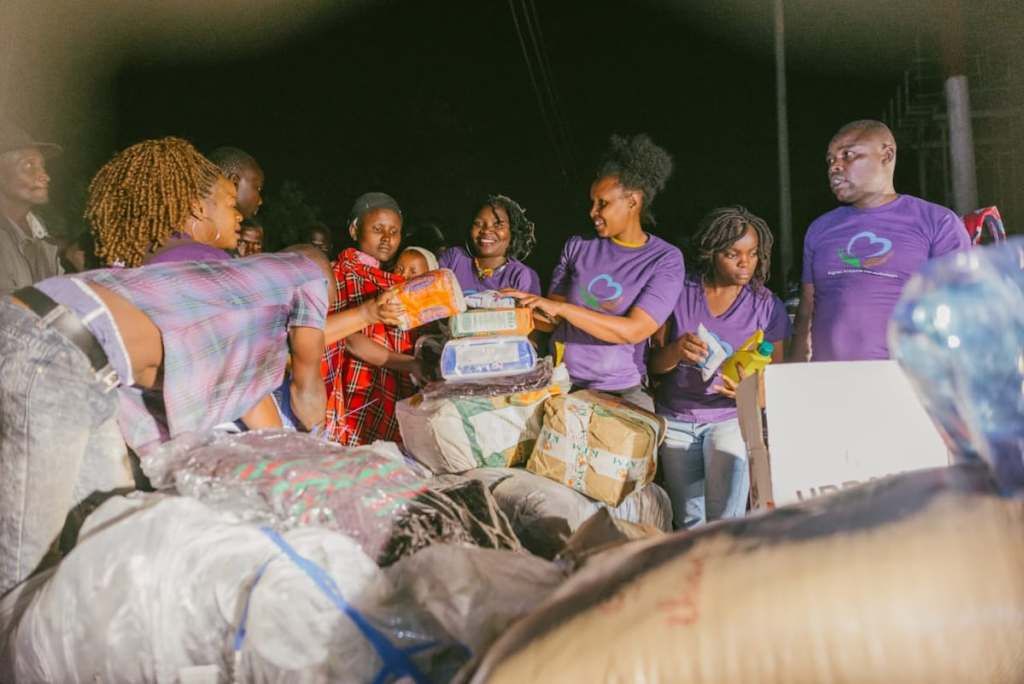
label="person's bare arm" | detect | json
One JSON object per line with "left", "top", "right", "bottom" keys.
{"left": 288, "top": 326, "right": 328, "bottom": 431}
{"left": 240, "top": 395, "right": 284, "bottom": 429}
{"left": 347, "top": 333, "right": 425, "bottom": 384}
{"left": 507, "top": 291, "right": 659, "bottom": 345}
{"left": 649, "top": 323, "right": 711, "bottom": 376}
{"left": 322, "top": 291, "right": 405, "bottom": 348}
{"left": 787, "top": 283, "right": 814, "bottom": 362}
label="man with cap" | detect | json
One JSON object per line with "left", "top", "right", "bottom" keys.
{"left": 0, "top": 120, "right": 63, "bottom": 295}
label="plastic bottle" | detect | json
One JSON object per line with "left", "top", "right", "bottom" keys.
{"left": 888, "top": 238, "right": 1024, "bottom": 497}
{"left": 720, "top": 330, "right": 775, "bottom": 383}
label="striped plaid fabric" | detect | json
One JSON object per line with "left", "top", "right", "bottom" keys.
{"left": 82, "top": 253, "right": 328, "bottom": 453}
{"left": 322, "top": 248, "right": 413, "bottom": 446}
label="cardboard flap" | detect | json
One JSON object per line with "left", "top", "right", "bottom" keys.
{"left": 743, "top": 361, "right": 950, "bottom": 509}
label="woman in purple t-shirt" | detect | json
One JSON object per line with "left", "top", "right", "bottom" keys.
{"left": 438, "top": 194, "right": 541, "bottom": 295}
{"left": 649, "top": 206, "right": 790, "bottom": 528}
{"left": 508, "top": 134, "right": 684, "bottom": 411}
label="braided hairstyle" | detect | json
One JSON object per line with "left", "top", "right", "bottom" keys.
{"left": 689, "top": 205, "right": 774, "bottom": 289}
{"left": 86, "top": 137, "right": 222, "bottom": 267}
{"left": 595, "top": 133, "right": 674, "bottom": 228}
{"left": 472, "top": 194, "right": 537, "bottom": 262}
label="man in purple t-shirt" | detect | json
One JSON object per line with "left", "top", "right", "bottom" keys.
{"left": 790, "top": 120, "right": 971, "bottom": 362}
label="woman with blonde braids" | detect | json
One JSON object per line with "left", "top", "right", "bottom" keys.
{"left": 86, "top": 136, "right": 241, "bottom": 267}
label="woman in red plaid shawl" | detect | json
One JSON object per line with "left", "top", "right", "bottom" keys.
{"left": 322, "top": 192, "right": 422, "bottom": 445}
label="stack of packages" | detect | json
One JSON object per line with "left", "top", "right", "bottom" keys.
{"left": 398, "top": 291, "right": 673, "bottom": 558}
{"left": 399, "top": 289, "right": 559, "bottom": 473}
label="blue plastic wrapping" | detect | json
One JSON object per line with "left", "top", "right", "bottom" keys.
{"left": 888, "top": 238, "right": 1024, "bottom": 495}
{"left": 440, "top": 336, "right": 537, "bottom": 381}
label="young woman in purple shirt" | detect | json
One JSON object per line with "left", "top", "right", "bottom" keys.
{"left": 649, "top": 206, "right": 790, "bottom": 528}
{"left": 438, "top": 194, "right": 541, "bottom": 295}
{"left": 508, "top": 134, "right": 684, "bottom": 411}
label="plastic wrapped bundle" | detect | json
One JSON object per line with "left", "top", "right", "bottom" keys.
{"left": 421, "top": 357, "right": 557, "bottom": 401}
{"left": 468, "top": 465, "right": 1024, "bottom": 684}
{"left": 889, "top": 238, "right": 1024, "bottom": 496}
{"left": 464, "top": 290, "right": 518, "bottom": 310}
{"left": 394, "top": 268, "right": 466, "bottom": 330}
{"left": 440, "top": 336, "right": 537, "bottom": 381}
{"left": 382, "top": 544, "right": 565, "bottom": 657}
{"left": 449, "top": 308, "right": 534, "bottom": 338}
{"left": 527, "top": 390, "right": 666, "bottom": 507}
{"left": 0, "top": 494, "right": 464, "bottom": 684}
{"left": 465, "top": 467, "right": 671, "bottom": 558}
{"left": 397, "top": 365, "right": 570, "bottom": 474}
{"left": 144, "top": 431, "right": 520, "bottom": 565}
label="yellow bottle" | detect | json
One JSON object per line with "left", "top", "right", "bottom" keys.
{"left": 720, "top": 329, "right": 775, "bottom": 383}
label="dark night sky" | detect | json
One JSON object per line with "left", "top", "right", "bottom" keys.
{"left": 12, "top": 0, "right": 1022, "bottom": 286}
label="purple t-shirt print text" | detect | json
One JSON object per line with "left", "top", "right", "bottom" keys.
{"left": 549, "top": 234, "right": 684, "bottom": 391}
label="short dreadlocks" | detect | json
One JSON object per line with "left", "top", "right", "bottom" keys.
{"left": 689, "top": 205, "right": 774, "bottom": 288}
{"left": 85, "top": 137, "right": 222, "bottom": 267}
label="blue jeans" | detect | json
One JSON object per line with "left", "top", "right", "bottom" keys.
{"left": 0, "top": 300, "right": 132, "bottom": 596}
{"left": 658, "top": 416, "right": 748, "bottom": 529}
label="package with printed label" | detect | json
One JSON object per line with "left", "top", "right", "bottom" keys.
{"left": 527, "top": 390, "right": 666, "bottom": 507}
{"left": 464, "top": 290, "right": 518, "bottom": 310}
{"left": 440, "top": 335, "right": 537, "bottom": 381}
{"left": 394, "top": 268, "right": 466, "bottom": 330}
{"left": 397, "top": 365, "right": 571, "bottom": 474}
{"left": 450, "top": 308, "right": 534, "bottom": 338}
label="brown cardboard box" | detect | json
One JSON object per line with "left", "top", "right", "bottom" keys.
{"left": 526, "top": 390, "right": 666, "bottom": 507}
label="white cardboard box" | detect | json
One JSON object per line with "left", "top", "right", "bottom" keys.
{"left": 737, "top": 360, "right": 950, "bottom": 510}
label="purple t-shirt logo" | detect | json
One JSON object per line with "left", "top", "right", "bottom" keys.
{"left": 581, "top": 274, "right": 625, "bottom": 311}
{"left": 838, "top": 230, "right": 895, "bottom": 269}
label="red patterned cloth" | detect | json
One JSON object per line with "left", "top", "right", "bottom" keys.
{"left": 322, "top": 248, "right": 414, "bottom": 445}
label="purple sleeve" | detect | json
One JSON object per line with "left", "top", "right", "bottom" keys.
{"left": 800, "top": 226, "right": 815, "bottom": 284}
{"left": 437, "top": 247, "right": 457, "bottom": 270}
{"left": 512, "top": 264, "right": 542, "bottom": 295}
{"left": 289, "top": 278, "right": 328, "bottom": 329}
{"left": 548, "top": 237, "right": 577, "bottom": 298}
{"left": 632, "top": 246, "right": 684, "bottom": 326}
{"left": 929, "top": 209, "right": 972, "bottom": 258}
{"left": 764, "top": 292, "right": 792, "bottom": 343}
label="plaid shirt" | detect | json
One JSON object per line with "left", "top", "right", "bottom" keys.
{"left": 322, "top": 248, "right": 413, "bottom": 445}
{"left": 82, "top": 253, "right": 327, "bottom": 453}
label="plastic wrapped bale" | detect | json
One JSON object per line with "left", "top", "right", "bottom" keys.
{"left": 1, "top": 493, "right": 465, "bottom": 684}
{"left": 383, "top": 544, "right": 565, "bottom": 658}
{"left": 465, "top": 465, "right": 1024, "bottom": 684}
{"left": 527, "top": 390, "right": 666, "bottom": 507}
{"left": 465, "top": 467, "right": 671, "bottom": 559}
{"left": 889, "top": 237, "right": 1024, "bottom": 496}
{"left": 142, "top": 430, "right": 519, "bottom": 565}
{"left": 397, "top": 365, "right": 570, "bottom": 474}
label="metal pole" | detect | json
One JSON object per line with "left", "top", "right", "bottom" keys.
{"left": 774, "top": 0, "right": 793, "bottom": 282}
{"left": 945, "top": 76, "right": 979, "bottom": 214}
{"left": 940, "top": 0, "right": 978, "bottom": 214}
